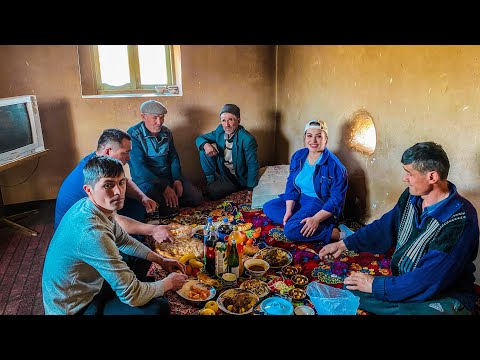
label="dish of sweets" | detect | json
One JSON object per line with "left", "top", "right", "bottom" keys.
{"left": 253, "top": 247, "right": 293, "bottom": 268}
{"left": 176, "top": 279, "right": 216, "bottom": 302}
{"left": 239, "top": 279, "right": 270, "bottom": 298}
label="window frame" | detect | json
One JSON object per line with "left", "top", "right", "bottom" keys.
{"left": 90, "top": 45, "right": 175, "bottom": 95}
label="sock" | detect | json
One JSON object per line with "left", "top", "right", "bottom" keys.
{"left": 338, "top": 224, "right": 355, "bottom": 240}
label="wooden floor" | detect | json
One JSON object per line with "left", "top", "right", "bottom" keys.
{"left": 0, "top": 199, "right": 55, "bottom": 315}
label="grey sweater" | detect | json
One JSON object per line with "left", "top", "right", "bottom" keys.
{"left": 42, "top": 198, "right": 165, "bottom": 315}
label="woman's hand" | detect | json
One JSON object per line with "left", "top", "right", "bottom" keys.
{"left": 300, "top": 216, "right": 321, "bottom": 237}
{"left": 283, "top": 210, "right": 293, "bottom": 225}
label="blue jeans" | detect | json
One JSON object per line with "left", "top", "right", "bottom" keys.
{"left": 80, "top": 280, "right": 170, "bottom": 315}
{"left": 263, "top": 194, "right": 336, "bottom": 243}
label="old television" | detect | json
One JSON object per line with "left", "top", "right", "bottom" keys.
{"left": 0, "top": 95, "right": 46, "bottom": 168}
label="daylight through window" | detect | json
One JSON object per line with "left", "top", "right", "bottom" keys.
{"left": 91, "top": 45, "right": 175, "bottom": 95}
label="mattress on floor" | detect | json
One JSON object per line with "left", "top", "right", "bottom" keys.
{"left": 251, "top": 164, "right": 289, "bottom": 209}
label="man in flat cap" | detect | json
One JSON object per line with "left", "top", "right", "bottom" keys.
{"left": 195, "top": 103, "right": 259, "bottom": 200}
{"left": 128, "top": 100, "right": 203, "bottom": 216}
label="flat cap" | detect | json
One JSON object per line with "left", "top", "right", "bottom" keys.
{"left": 140, "top": 100, "right": 168, "bottom": 115}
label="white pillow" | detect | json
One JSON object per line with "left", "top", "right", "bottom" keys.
{"left": 251, "top": 164, "right": 290, "bottom": 209}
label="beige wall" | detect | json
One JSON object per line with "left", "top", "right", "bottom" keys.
{"left": 0, "top": 45, "right": 276, "bottom": 204}
{"left": 1, "top": 45, "right": 479, "bottom": 282}
{"left": 276, "top": 45, "right": 480, "bottom": 283}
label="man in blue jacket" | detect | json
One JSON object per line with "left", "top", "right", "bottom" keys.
{"left": 195, "top": 103, "right": 259, "bottom": 200}
{"left": 128, "top": 100, "right": 203, "bottom": 217}
{"left": 319, "top": 141, "right": 479, "bottom": 315}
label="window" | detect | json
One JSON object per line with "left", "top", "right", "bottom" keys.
{"left": 77, "top": 45, "right": 182, "bottom": 97}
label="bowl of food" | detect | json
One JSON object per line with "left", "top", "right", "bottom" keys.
{"left": 217, "top": 288, "right": 259, "bottom": 315}
{"left": 244, "top": 258, "right": 269, "bottom": 278}
{"left": 291, "top": 274, "right": 309, "bottom": 288}
{"left": 253, "top": 247, "right": 293, "bottom": 269}
{"left": 289, "top": 287, "right": 307, "bottom": 301}
{"left": 281, "top": 265, "right": 299, "bottom": 277}
{"left": 221, "top": 272, "right": 238, "bottom": 287}
{"left": 294, "top": 304, "right": 315, "bottom": 315}
{"left": 240, "top": 278, "right": 270, "bottom": 298}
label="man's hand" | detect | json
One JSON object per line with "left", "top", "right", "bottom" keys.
{"left": 203, "top": 143, "right": 219, "bottom": 157}
{"left": 173, "top": 180, "right": 183, "bottom": 198}
{"left": 163, "top": 186, "right": 179, "bottom": 208}
{"left": 141, "top": 196, "right": 158, "bottom": 213}
{"left": 163, "top": 272, "right": 188, "bottom": 292}
{"left": 151, "top": 225, "right": 175, "bottom": 243}
{"left": 300, "top": 216, "right": 321, "bottom": 237}
{"left": 161, "top": 257, "right": 186, "bottom": 274}
{"left": 318, "top": 240, "right": 347, "bottom": 260}
{"left": 343, "top": 272, "right": 374, "bottom": 293}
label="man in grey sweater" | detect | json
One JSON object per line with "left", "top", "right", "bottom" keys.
{"left": 42, "top": 155, "right": 187, "bottom": 315}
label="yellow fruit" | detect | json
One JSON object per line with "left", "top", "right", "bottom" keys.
{"left": 179, "top": 253, "right": 196, "bottom": 264}
{"left": 188, "top": 258, "right": 204, "bottom": 269}
{"left": 199, "top": 308, "right": 215, "bottom": 315}
{"left": 204, "top": 300, "right": 218, "bottom": 313}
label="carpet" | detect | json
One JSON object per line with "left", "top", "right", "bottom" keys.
{"left": 147, "top": 189, "right": 393, "bottom": 315}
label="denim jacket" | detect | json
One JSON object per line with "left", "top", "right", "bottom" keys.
{"left": 127, "top": 121, "right": 182, "bottom": 192}
{"left": 281, "top": 147, "right": 348, "bottom": 218}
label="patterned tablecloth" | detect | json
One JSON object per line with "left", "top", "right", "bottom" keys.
{"left": 147, "top": 189, "right": 393, "bottom": 315}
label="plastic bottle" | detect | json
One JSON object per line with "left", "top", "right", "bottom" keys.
{"left": 205, "top": 225, "right": 218, "bottom": 276}
{"left": 203, "top": 217, "right": 213, "bottom": 266}
{"left": 217, "top": 217, "right": 232, "bottom": 241}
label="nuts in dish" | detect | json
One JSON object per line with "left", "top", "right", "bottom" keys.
{"left": 281, "top": 265, "right": 299, "bottom": 277}
{"left": 289, "top": 287, "right": 307, "bottom": 300}
{"left": 291, "top": 274, "right": 309, "bottom": 287}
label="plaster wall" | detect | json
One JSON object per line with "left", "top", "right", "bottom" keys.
{"left": 276, "top": 45, "right": 480, "bottom": 284}
{"left": 0, "top": 45, "right": 276, "bottom": 204}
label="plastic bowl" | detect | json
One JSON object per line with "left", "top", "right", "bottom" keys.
{"left": 259, "top": 296, "right": 294, "bottom": 315}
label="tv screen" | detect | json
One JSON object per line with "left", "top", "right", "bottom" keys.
{"left": 0, "top": 95, "right": 45, "bottom": 168}
{"left": 0, "top": 103, "right": 34, "bottom": 153}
